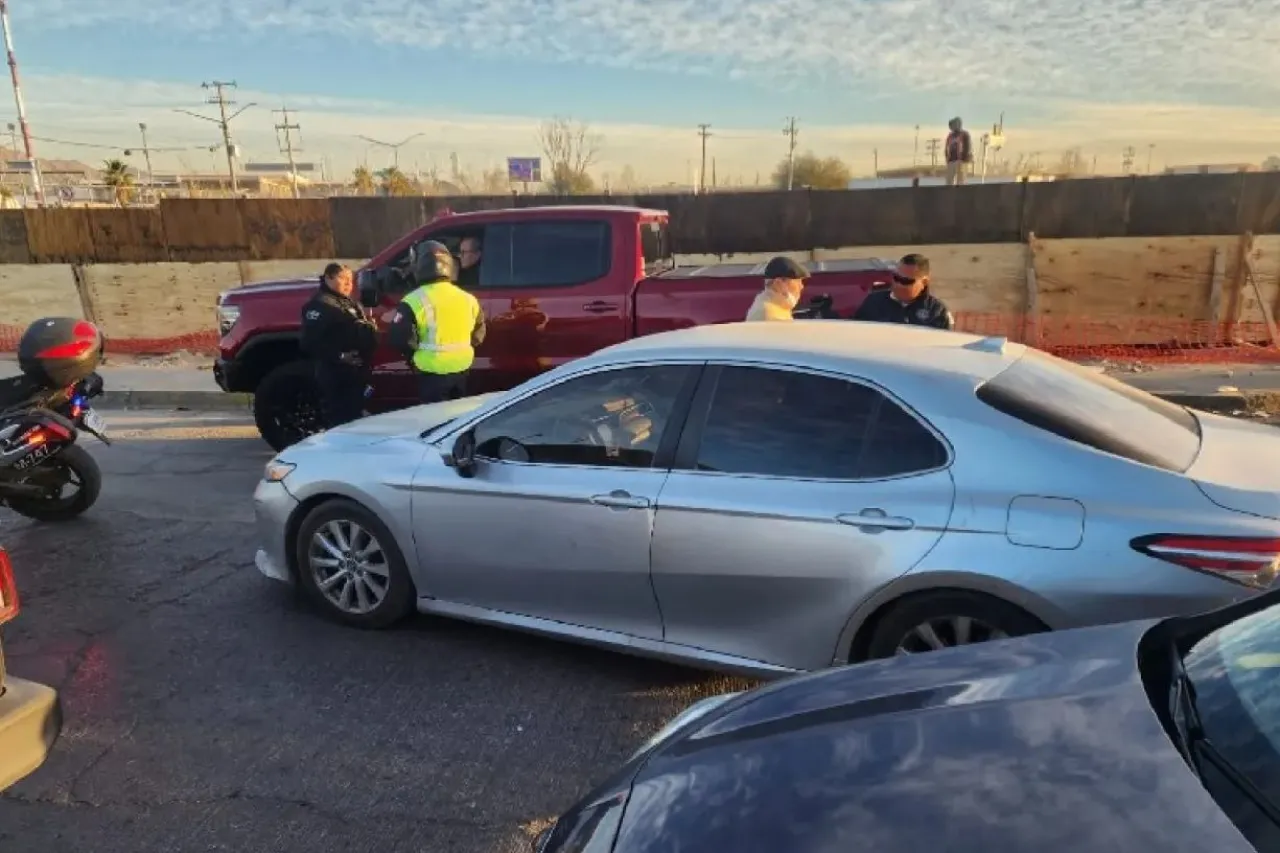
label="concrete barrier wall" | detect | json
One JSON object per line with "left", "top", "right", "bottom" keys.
{"left": 0, "top": 237, "right": 1276, "bottom": 353}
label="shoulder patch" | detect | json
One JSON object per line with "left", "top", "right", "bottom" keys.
{"left": 304, "top": 309, "right": 320, "bottom": 320}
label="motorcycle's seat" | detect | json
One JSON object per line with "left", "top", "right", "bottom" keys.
{"left": 0, "top": 375, "right": 44, "bottom": 411}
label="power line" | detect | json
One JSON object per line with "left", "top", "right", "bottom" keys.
{"left": 274, "top": 106, "right": 302, "bottom": 199}
{"left": 697, "top": 124, "right": 711, "bottom": 193}
{"left": 356, "top": 133, "right": 423, "bottom": 169}
{"left": 782, "top": 117, "right": 798, "bottom": 190}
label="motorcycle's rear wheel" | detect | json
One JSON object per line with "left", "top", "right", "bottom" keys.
{"left": 6, "top": 444, "right": 102, "bottom": 522}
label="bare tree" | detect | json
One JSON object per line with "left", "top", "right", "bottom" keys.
{"left": 1053, "top": 147, "right": 1090, "bottom": 176}
{"left": 539, "top": 116, "right": 602, "bottom": 194}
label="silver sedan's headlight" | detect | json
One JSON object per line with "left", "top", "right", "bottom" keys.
{"left": 631, "top": 691, "right": 743, "bottom": 760}
{"left": 263, "top": 460, "right": 296, "bottom": 483}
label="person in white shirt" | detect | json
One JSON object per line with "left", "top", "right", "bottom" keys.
{"left": 746, "top": 257, "right": 809, "bottom": 322}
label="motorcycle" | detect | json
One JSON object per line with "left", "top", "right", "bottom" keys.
{"left": 793, "top": 293, "right": 841, "bottom": 320}
{"left": 0, "top": 318, "right": 109, "bottom": 522}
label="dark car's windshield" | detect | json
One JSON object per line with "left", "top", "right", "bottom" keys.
{"left": 1183, "top": 602, "right": 1280, "bottom": 842}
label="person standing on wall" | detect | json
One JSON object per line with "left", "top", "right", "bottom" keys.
{"left": 300, "top": 263, "right": 378, "bottom": 428}
{"left": 745, "top": 257, "right": 809, "bottom": 321}
{"left": 850, "top": 254, "right": 955, "bottom": 330}
{"left": 944, "top": 117, "right": 972, "bottom": 186}
{"left": 386, "top": 240, "right": 487, "bottom": 405}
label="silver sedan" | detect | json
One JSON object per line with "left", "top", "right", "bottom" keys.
{"left": 252, "top": 322, "right": 1280, "bottom": 676}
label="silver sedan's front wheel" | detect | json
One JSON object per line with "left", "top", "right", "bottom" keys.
{"left": 894, "top": 616, "right": 1009, "bottom": 656}
{"left": 862, "top": 591, "right": 1047, "bottom": 661}
{"left": 295, "top": 499, "right": 415, "bottom": 629}
{"left": 308, "top": 519, "right": 391, "bottom": 615}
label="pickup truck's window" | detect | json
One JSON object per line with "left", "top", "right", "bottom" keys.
{"left": 976, "top": 350, "right": 1201, "bottom": 472}
{"left": 482, "top": 221, "right": 611, "bottom": 289}
{"left": 692, "top": 366, "right": 948, "bottom": 479}
{"left": 473, "top": 365, "right": 691, "bottom": 468}
{"left": 641, "top": 220, "right": 672, "bottom": 276}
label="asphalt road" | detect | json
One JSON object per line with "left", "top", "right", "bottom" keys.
{"left": 0, "top": 411, "right": 751, "bottom": 853}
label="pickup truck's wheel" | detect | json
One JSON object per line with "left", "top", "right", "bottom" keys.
{"left": 294, "top": 498, "right": 416, "bottom": 629}
{"left": 254, "top": 361, "right": 323, "bottom": 452}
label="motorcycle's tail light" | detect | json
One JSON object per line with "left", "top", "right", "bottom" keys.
{"left": 0, "top": 548, "right": 18, "bottom": 626}
{"left": 1132, "top": 534, "right": 1280, "bottom": 588}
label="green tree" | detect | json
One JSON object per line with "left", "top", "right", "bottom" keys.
{"left": 352, "top": 165, "right": 376, "bottom": 195}
{"left": 771, "top": 152, "right": 851, "bottom": 190}
{"left": 102, "top": 158, "right": 135, "bottom": 205}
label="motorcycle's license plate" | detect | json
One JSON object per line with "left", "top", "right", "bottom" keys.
{"left": 13, "top": 443, "right": 52, "bottom": 470}
{"left": 83, "top": 410, "right": 107, "bottom": 435}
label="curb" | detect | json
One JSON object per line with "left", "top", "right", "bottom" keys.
{"left": 97, "top": 390, "right": 253, "bottom": 412}
{"left": 1157, "top": 392, "right": 1250, "bottom": 413}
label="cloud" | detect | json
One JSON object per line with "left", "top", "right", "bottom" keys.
{"left": 20, "top": 0, "right": 1280, "bottom": 106}
{"left": 19, "top": 73, "right": 1280, "bottom": 183}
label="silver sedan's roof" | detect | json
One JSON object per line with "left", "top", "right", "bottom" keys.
{"left": 586, "top": 321, "right": 1027, "bottom": 385}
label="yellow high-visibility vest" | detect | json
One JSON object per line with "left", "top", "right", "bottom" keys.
{"left": 400, "top": 281, "right": 481, "bottom": 375}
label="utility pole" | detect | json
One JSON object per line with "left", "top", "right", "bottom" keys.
{"left": 1146, "top": 143, "right": 1155, "bottom": 174}
{"left": 175, "top": 81, "right": 255, "bottom": 196}
{"left": 913, "top": 124, "right": 920, "bottom": 167}
{"left": 1122, "top": 145, "right": 1136, "bottom": 175}
{"left": 0, "top": 1, "right": 42, "bottom": 205}
{"left": 138, "top": 122, "right": 154, "bottom": 198}
{"left": 273, "top": 106, "right": 302, "bottom": 199}
{"left": 925, "top": 138, "right": 941, "bottom": 168}
{"left": 782, "top": 116, "right": 799, "bottom": 190}
{"left": 697, "top": 124, "right": 711, "bottom": 193}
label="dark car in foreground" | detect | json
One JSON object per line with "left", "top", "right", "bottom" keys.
{"left": 0, "top": 546, "right": 62, "bottom": 791}
{"left": 536, "top": 590, "right": 1280, "bottom": 853}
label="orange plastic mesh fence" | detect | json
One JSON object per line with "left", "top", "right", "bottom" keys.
{"left": 2, "top": 316, "right": 1279, "bottom": 364}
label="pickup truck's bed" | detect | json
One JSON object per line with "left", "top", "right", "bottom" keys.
{"left": 633, "top": 257, "right": 895, "bottom": 337}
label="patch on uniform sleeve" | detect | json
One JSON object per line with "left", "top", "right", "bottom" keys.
{"left": 390, "top": 311, "right": 404, "bottom": 323}
{"left": 945, "top": 310, "right": 955, "bottom": 328}
{"left": 915, "top": 308, "right": 931, "bottom": 321}
{"left": 304, "top": 309, "right": 320, "bottom": 320}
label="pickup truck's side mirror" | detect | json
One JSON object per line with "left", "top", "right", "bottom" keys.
{"left": 357, "top": 269, "right": 380, "bottom": 308}
{"left": 442, "top": 429, "right": 477, "bottom": 478}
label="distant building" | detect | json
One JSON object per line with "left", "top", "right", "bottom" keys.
{"left": 1162, "top": 163, "right": 1256, "bottom": 175}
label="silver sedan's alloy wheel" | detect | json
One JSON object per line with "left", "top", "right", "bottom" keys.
{"left": 307, "top": 519, "right": 391, "bottom": 615}
{"left": 894, "top": 616, "right": 1009, "bottom": 656}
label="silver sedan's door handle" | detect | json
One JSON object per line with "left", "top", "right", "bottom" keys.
{"left": 837, "top": 508, "right": 915, "bottom": 532}
{"left": 590, "top": 490, "right": 651, "bottom": 510}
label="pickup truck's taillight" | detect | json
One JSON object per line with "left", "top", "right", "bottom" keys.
{"left": 1132, "top": 534, "right": 1280, "bottom": 588}
{"left": 0, "top": 548, "right": 18, "bottom": 625}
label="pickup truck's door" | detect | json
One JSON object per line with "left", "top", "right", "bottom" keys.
{"left": 475, "top": 219, "right": 629, "bottom": 393}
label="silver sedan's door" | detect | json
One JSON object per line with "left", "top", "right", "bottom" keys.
{"left": 650, "top": 364, "right": 956, "bottom": 670}
{"left": 411, "top": 363, "right": 701, "bottom": 641}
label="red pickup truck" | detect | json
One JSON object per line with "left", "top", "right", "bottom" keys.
{"left": 214, "top": 205, "right": 893, "bottom": 450}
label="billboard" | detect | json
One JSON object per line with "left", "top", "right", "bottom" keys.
{"left": 507, "top": 157, "right": 542, "bottom": 183}
{"left": 244, "top": 162, "right": 317, "bottom": 173}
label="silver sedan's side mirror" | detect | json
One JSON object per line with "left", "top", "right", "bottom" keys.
{"left": 443, "top": 430, "right": 476, "bottom": 478}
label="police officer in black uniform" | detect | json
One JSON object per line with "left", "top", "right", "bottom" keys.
{"left": 300, "top": 263, "right": 378, "bottom": 428}
{"left": 851, "top": 253, "right": 955, "bottom": 329}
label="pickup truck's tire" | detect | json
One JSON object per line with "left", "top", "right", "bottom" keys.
{"left": 254, "top": 361, "right": 324, "bottom": 452}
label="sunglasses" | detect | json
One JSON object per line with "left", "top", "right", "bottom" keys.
{"left": 892, "top": 274, "right": 920, "bottom": 286}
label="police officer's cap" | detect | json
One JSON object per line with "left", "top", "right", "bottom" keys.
{"left": 414, "top": 240, "right": 457, "bottom": 283}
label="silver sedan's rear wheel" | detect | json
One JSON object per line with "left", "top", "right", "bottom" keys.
{"left": 295, "top": 498, "right": 415, "bottom": 629}
{"left": 862, "top": 591, "right": 1047, "bottom": 661}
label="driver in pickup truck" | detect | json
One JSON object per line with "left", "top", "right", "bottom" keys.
{"left": 386, "top": 241, "right": 487, "bottom": 405}
{"left": 745, "top": 257, "right": 809, "bottom": 321}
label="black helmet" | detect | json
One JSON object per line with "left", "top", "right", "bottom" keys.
{"left": 413, "top": 240, "right": 456, "bottom": 284}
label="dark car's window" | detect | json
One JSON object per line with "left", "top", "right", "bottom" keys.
{"left": 473, "top": 365, "right": 691, "bottom": 469}
{"left": 481, "top": 220, "right": 612, "bottom": 289}
{"left": 977, "top": 349, "right": 1201, "bottom": 472}
{"left": 692, "top": 366, "right": 948, "bottom": 480}
{"left": 1184, "top": 604, "right": 1280, "bottom": 848}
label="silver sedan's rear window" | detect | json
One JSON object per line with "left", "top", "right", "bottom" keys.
{"left": 976, "top": 350, "right": 1201, "bottom": 473}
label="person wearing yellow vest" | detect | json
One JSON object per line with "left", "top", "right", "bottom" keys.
{"left": 385, "top": 240, "right": 487, "bottom": 404}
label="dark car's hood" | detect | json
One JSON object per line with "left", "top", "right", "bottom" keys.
{"left": 620, "top": 622, "right": 1253, "bottom": 853}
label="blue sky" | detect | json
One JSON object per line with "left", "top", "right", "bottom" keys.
{"left": 11, "top": 0, "right": 1280, "bottom": 182}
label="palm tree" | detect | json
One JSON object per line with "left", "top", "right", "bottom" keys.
{"left": 102, "top": 159, "right": 135, "bottom": 206}
{"left": 378, "top": 166, "right": 415, "bottom": 197}
{"left": 352, "top": 165, "right": 376, "bottom": 195}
